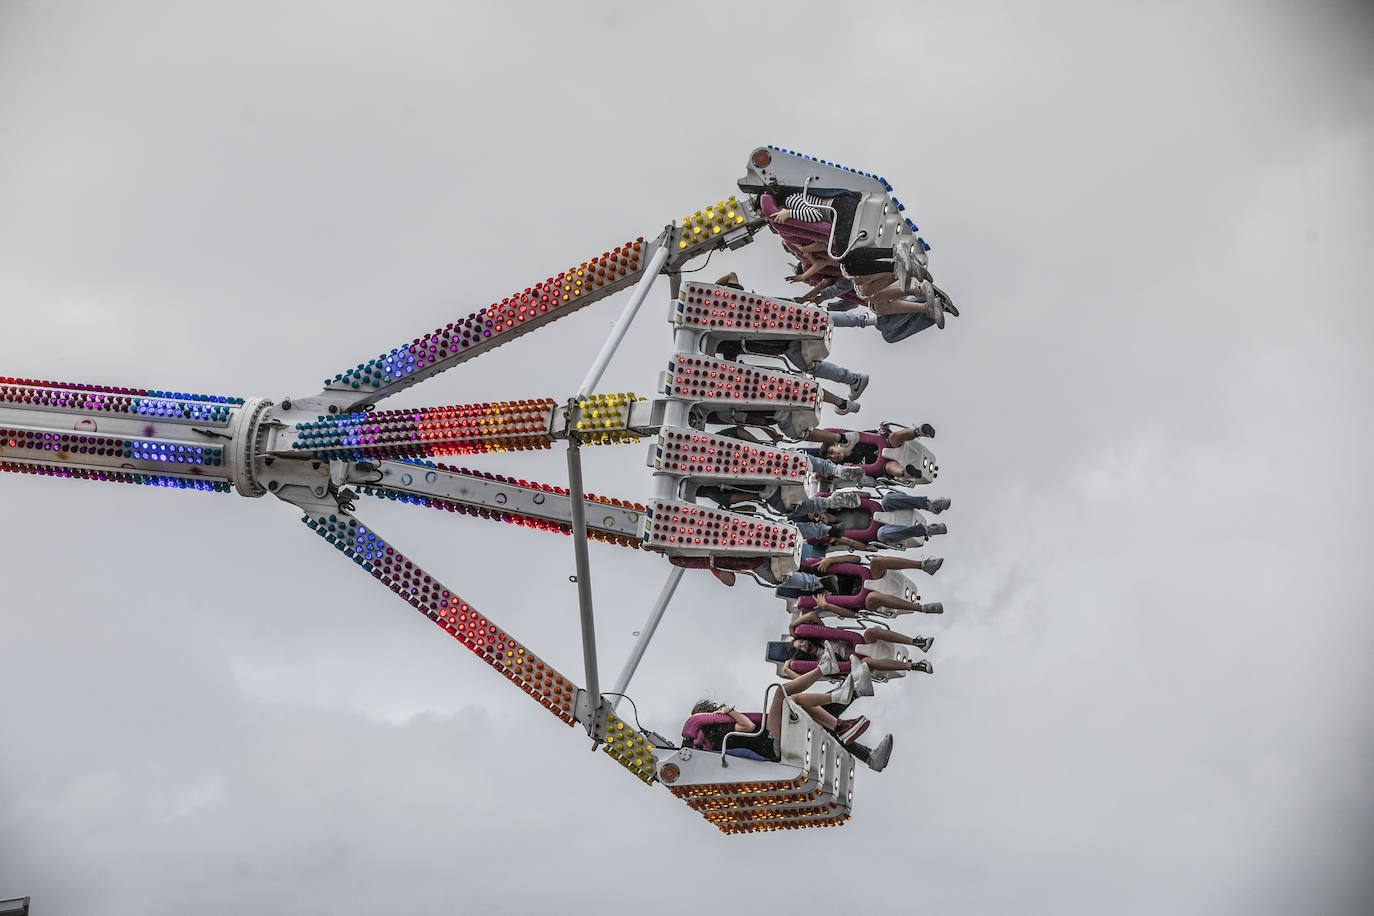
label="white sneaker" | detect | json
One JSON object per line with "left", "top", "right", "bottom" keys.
{"left": 867, "top": 734, "right": 894, "bottom": 772}
{"left": 835, "top": 399, "right": 860, "bottom": 415}
{"left": 922, "top": 557, "right": 944, "bottom": 575}
{"left": 837, "top": 465, "right": 866, "bottom": 484}
{"left": 830, "top": 676, "right": 857, "bottom": 706}
{"left": 848, "top": 373, "right": 870, "bottom": 400}
{"left": 851, "top": 660, "right": 875, "bottom": 697}
{"left": 818, "top": 645, "right": 841, "bottom": 676}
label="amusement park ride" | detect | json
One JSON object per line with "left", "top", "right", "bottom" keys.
{"left": 0, "top": 147, "right": 951, "bottom": 834}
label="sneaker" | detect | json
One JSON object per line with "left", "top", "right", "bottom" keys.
{"left": 916, "top": 423, "right": 936, "bottom": 438}
{"left": 924, "top": 522, "right": 947, "bottom": 536}
{"left": 924, "top": 497, "right": 951, "bottom": 513}
{"left": 818, "top": 645, "right": 841, "bottom": 676}
{"left": 913, "top": 660, "right": 934, "bottom": 674}
{"left": 817, "top": 574, "right": 841, "bottom": 593}
{"left": 838, "top": 432, "right": 861, "bottom": 449}
{"left": 830, "top": 676, "right": 857, "bottom": 707}
{"left": 851, "top": 660, "right": 875, "bottom": 697}
{"left": 919, "top": 601, "right": 944, "bottom": 615}
{"left": 855, "top": 308, "right": 878, "bottom": 327}
{"left": 834, "top": 716, "right": 871, "bottom": 744}
{"left": 835, "top": 399, "right": 860, "bottom": 415}
{"left": 867, "top": 734, "right": 894, "bottom": 772}
{"left": 916, "top": 636, "right": 935, "bottom": 653}
{"left": 933, "top": 286, "right": 957, "bottom": 317}
{"left": 829, "top": 491, "right": 862, "bottom": 509}
{"left": 921, "top": 557, "right": 944, "bottom": 575}
{"left": 837, "top": 465, "right": 866, "bottom": 484}
{"left": 848, "top": 373, "right": 870, "bottom": 401}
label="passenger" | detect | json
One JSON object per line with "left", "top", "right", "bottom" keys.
{"left": 794, "top": 589, "right": 934, "bottom": 618}
{"left": 713, "top": 274, "right": 868, "bottom": 409}
{"left": 806, "top": 422, "right": 936, "bottom": 481}
{"left": 801, "top": 492, "right": 951, "bottom": 549}
{"left": 783, "top": 610, "right": 934, "bottom": 680}
{"left": 688, "top": 666, "right": 887, "bottom": 756}
{"left": 761, "top": 190, "right": 946, "bottom": 327}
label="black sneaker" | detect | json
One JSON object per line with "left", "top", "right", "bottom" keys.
{"left": 833, "top": 716, "right": 871, "bottom": 744}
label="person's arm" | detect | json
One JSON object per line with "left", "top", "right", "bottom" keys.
{"left": 792, "top": 610, "right": 825, "bottom": 631}
{"left": 813, "top": 594, "right": 858, "bottom": 619}
{"left": 718, "top": 705, "right": 756, "bottom": 732}
{"left": 815, "top": 553, "right": 862, "bottom": 571}
{"left": 835, "top": 537, "right": 869, "bottom": 551}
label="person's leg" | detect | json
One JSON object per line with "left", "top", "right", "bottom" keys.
{"left": 792, "top": 692, "right": 840, "bottom": 730}
{"left": 869, "top": 298, "right": 936, "bottom": 317}
{"left": 881, "top": 492, "right": 932, "bottom": 511}
{"left": 826, "top": 309, "right": 873, "bottom": 328}
{"left": 805, "top": 428, "right": 843, "bottom": 445}
{"left": 808, "top": 359, "right": 862, "bottom": 388}
{"left": 864, "top": 657, "right": 917, "bottom": 672}
{"left": 862, "top": 626, "right": 914, "bottom": 645}
{"left": 776, "top": 570, "right": 822, "bottom": 592}
{"left": 865, "top": 591, "right": 927, "bottom": 614}
{"left": 887, "top": 425, "right": 918, "bottom": 447}
{"left": 867, "top": 555, "right": 928, "bottom": 577}
{"left": 768, "top": 667, "right": 827, "bottom": 737}
{"left": 876, "top": 522, "right": 927, "bottom": 544}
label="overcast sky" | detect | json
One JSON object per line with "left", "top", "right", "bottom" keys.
{"left": 2, "top": 1, "right": 1372, "bottom": 913}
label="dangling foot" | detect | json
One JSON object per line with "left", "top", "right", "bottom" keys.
{"left": 919, "top": 602, "right": 944, "bottom": 615}
{"left": 848, "top": 373, "right": 870, "bottom": 401}
{"left": 851, "top": 660, "right": 875, "bottom": 697}
{"left": 833, "top": 716, "right": 871, "bottom": 744}
{"left": 866, "top": 734, "right": 894, "bottom": 771}
{"left": 915, "top": 636, "right": 934, "bottom": 653}
{"left": 835, "top": 398, "right": 861, "bottom": 415}
{"left": 912, "top": 659, "right": 934, "bottom": 674}
{"left": 818, "top": 645, "right": 842, "bottom": 676}
{"left": 921, "top": 557, "right": 944, "bottom": 575}
{"left": 830, "top": 676, "right": 857, "bottom": 707}
{"left": 924, "top": 497, "right": 951, "bottom": 513}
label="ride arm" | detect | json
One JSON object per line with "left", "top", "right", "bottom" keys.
{"left": 293, "top": 197, "right": 764, "bottom": 416}
{"left": 283, "top": 490, "right": 659, "bottom": 785}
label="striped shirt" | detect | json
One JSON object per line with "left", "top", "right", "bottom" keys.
{"left": 781, "top": 191, "right": 833, "bottom": 223}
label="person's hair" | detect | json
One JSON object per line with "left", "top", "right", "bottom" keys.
{"left": 828, "top": 524, "right": 845, "bottom": 539}
{"left": 768, "top": 182, "right": 799, "bottom": 202}
{"left": 789, "top": 639, "right": 820, "bottom": 662}
{"left": 691, "top": 699, "right": 718, "bottom": 715}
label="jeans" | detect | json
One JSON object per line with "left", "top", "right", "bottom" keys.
{"left": 828, "top": 310, "right": 869, "bottom": 328}
{"left": 874, "top": 492, "right": 933, "bottom": 544}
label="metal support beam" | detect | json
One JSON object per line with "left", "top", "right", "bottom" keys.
{"left": 609, "top": 565, "right": 686, "bottom": 712}
{"left": 564, "top": 431, "right": 601, "bottom": 737}
{"left": 577, "top": 242, "right": 672, "bottom": 397}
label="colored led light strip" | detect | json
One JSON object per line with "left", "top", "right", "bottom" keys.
{"left": 300, "top": 511, "right": 658, "bottom": 787}
{"left": 0, "top": 377, "right": 242, "bottom": 422}
{"left": 654, "top": 428, "right": 810, "bottom": 480}
{"left": 293, "top": 398, "right": 556, "bottom": 461}
{"left": 675, "top": 196, "right": 749, "bottom": 251}
{"left": 644, "top": 499, "right": 799, "bottom": 554}
{"left": 323, "top": 241, "right": 646, "bottom": 401}
{"left": 601, "top": 713, "right": 657, "bottom": 784}
{"left": 676, "top": 283, "right": 829, "bottom": 335}
{"left": 0, "top": 460, "right": 231, "bottom": 492}
{"left": 302, "top": 512, "right": 585, "bottom": 722}
{"left": 664, "top": 355, "right": 818, "bottom": 405}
